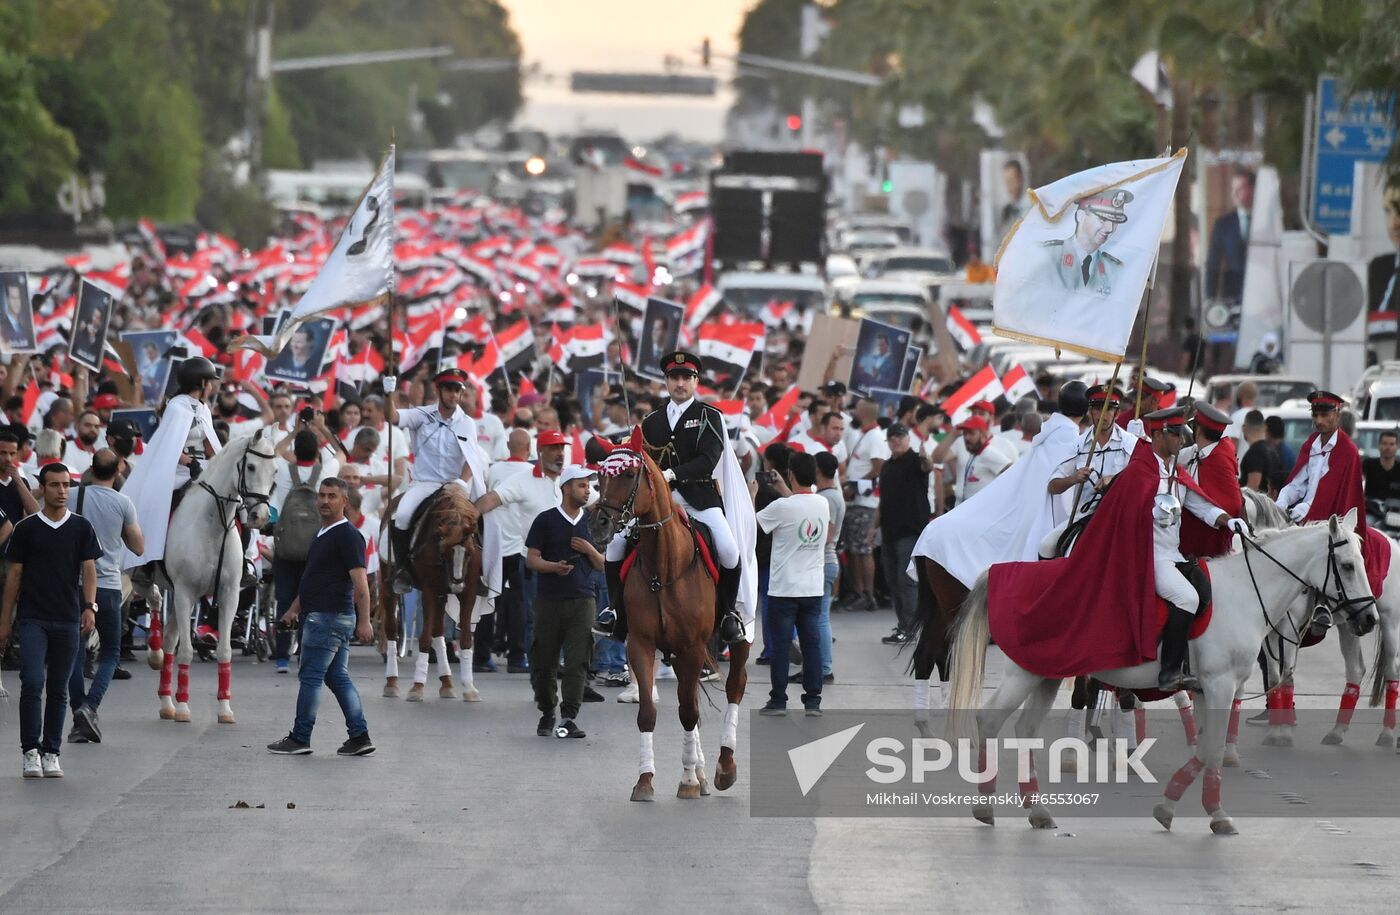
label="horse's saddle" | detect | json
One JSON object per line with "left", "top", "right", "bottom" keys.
{"left": 397, "top": 486, "right": 482, "bottom": 595}
{"left": 619, "top": 511, "right": 720, "bottom": 589}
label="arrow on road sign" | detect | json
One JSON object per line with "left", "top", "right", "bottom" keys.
{"left": 1325, "top": 125, "right": 1347, "bottom": 149}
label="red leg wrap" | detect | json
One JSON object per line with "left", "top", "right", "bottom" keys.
{"left": 1176, "top": 702, "right": 1197, "bottom": 747}
{"left": 1202, "top": 767, "right": 1223, "bottom": 813}
{"left": 158, "top": 651, "right": 174, "bottom": 697}
{"left": 217, "top": 661, "right": 231, "bottom": 701}
{"left": 1134, "top": 706, "right": 1148, "bottom": 744}
{"left": 1164, "top": 757, "right": 1204, "bottom": 802}
{"left": 1385, "top": 680, "right": 1399, "bottom": 731}
{"left": 1226, "top": 699, "right": 1241, "bottom": 746}
{"left": 1336, "top": 682, "right": 1362, "bottom": 727}
{"left": 1282, "top": 683, "right": 1296, "bottom": 727}
{"left": 1266, "top": 687, "right": 1286, "bottom": 726}
{"left": 148, "top": 611, "right": 163, "bottom": 653}
{"left": 176, "top": 663, "right": 190, "bottom": 704}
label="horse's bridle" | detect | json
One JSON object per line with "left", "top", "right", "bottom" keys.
{"left": 198, "top": 441, "right": 277, "bottom": 529}
{"left": 597, "top": 451, "right": 674, "bottom": 533}
{"left": 1239, "top": 529, "right": 1378, "bottom": 655}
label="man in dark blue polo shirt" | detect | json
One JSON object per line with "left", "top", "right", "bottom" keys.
{"left": 267, "top": 477, "right": 375, "bottom": 757}
{"left": 525, "top": 465, "right": 603, "bottom": 739}
{"left": 0, "top": 464, "right": 99, "bottom": 778}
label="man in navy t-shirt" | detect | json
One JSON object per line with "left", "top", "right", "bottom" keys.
{"left": 0, "top": 464, "right": 100, "bottom": 778}
{"left": 268, "top": 478, "right": 375, "bottom": 757}
{"left": 525, "top": 465, "right": 603, "bottom": 739}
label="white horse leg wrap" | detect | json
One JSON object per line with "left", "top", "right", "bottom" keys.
{"left": 682, "top": 728, "right": 700, "bottom": 770}
{"left": 458, "top": 650, "right": 474, "bottom": 689}
{"left": 639, "top": 732, "right": 656, "bottom": 775}
{"left": 935, "top": 680, "right": 949, "bottom": 710}
{"left": 1065, "top": 708, "right": 1083, "bottom": 740}
{"left": 694, "top": 727, "right": 706, "bottom": 770}
{"left": 721, "top": 702, "right": 740, "bottom": 751}
{"left": 413, "top": 651, "right": 430, "bottom": 685}
{"left": 432, "top": 636, "right": 450, "bottom": 681}
{"left": 913, "top": 679, "right": 930, "bottom": 711}
{"left": 385, "top": 640, "right": 399, "bottom": 679}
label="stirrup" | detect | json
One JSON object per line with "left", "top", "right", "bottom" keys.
{"left": 592, "top": 607, "right": 618, "bottom": 638}
{"left": 718, "top": 611, "right": 745, "bottom": 645}
{"left": 392, "top": 570, "right": 414, "bottom": 596}
{"left": 1158, "top": 669, "right": 1199, "bottom": 693}
{"left": 1310, "top": 604, "right": 1334, "bottom": 634}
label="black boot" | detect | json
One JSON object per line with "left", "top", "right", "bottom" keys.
{"left": 593, "top": 560, "right": 627, "bottom": 642}
{"left": 716, "top": 564, "right": 744, "bottom": 644}
{"left": 1157, "top": 604, "right": 1200, "bottom": 692}
{"left": 390, "top": 526, "right": 414, "bottom": 595}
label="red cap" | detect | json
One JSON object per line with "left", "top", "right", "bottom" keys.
{"left": 958, "top": 416, "right": 989, "bottom": 433}
{"left": 433, "top": 367, "right": 468, "bottom": 386}
{"left": 91, "top": 393, "right": 119, "bottom": 409}
{"left": 537, "top": 429, "right": 567, "bottom": 448}
{"left": 970, "top": 400, "right": 997, "bottom": 415}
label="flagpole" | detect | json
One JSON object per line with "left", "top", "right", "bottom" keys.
{"left": 382, "top": 140, "right": 401, "bottom": 641}
{"left": 488, "top": 326, "right": 513, "bottom": 401}
{"left": 1059, "top": 358, "right": 1123, "bottom": 555}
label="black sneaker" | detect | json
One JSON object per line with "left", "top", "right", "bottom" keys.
{"left": 507, "top": 661, "right": 531, "bottom": 674}
{"left": 823, "top": 672, "right": 835, "bottom": 684}
{"left": 111, "top": 667, "right": 132, "bottom": 681}
{"left": 267, "top": 735, "right": 312, "bottom": 755}
{"left": 67, "top": 726, "right": 89, "bottom": 744}
{"left": 881, "top": 629, "right": 909, "bottom": 645}
{"left": 755, "top": 656, "right": 771, "bottom": 666}
{"left": 72, "top": 706, "right": 101, "bottom": 744}
{"left": 805, "top": 707, "right": 824, "bottom": 717}
{"left": 537, "top": 714, "right": 556, "bottom": 737}
{"left": 554, "top": 718, "right": 586, "bottom": 738}
{"left": 601, "top": 672, "right": 630, "bottom": 687}
{"left": 760, "top": 704, "right": 786, "bottom": 717}
{"left": 699, "top": 666, "right": 720, "bottom": 682}
{"left": 1245, "top": 709, "right": 1271, "bottom": 726}
{"left": 583, "top": 686, "right": 604, "bottom": 703}
{"left": 337, "top": 733, "right": 376, "bottom": 756}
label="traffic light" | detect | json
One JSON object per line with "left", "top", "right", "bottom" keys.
{"left": 786, "top": 113, "right": 802, "bottom": 133}
{"left": 881, "top": 178, "right": 893, "bottom": 193}
{"left": 701, "top": 38, "right": 710, "bottom": 67}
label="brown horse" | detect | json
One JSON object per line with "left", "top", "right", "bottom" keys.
{"left": 907, "top": 557, "right": 969, "bottom": 718}
{"left": 590, "top": 439, "right": 750, "bottom": 802}
{"left": 380, "top": 486, "right": 483, "bottom": 701}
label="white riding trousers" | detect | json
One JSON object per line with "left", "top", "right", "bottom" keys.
{"left": 393, "top": 479, "right": 471, "bottom": 529}
{"left": 604, "top": 489, "right": 738, "bottom": 569}
{"left": 1155, "top": 560, "right": 1199, "bottom": 616}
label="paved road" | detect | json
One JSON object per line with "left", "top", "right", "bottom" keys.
{"left": 0, "top": 608, "right": 1395, "bottom": 913}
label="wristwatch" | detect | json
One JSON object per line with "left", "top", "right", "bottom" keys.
{"left": 84, "top": 602, "right": 98, "bottom": 612}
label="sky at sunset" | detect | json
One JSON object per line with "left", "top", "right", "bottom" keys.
{"left": 502, "top": 0, "right": 753, "bottom": 142}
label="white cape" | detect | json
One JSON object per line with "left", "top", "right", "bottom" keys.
{"left": 716, "top": 426, "right": 759, "bottom": 641}
{"left": 909, "top": 413, "right": 1082, "bottom": 588}
{"left": 122, "top": 393, "right": 222, "bottom": 568}
{"left": 421, "top": 411, "right": 501, "bottom": 625}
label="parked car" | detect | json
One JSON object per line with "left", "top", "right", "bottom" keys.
{"left": 717, "top": 270, "right": 829, "bottom": 318}
{"left": 1205, "top": 373, "right": 1318, "bottom": 409}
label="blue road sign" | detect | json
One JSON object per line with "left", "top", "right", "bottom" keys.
{"left": 1312, "top": 75, "right": 1396, "bottom": 235}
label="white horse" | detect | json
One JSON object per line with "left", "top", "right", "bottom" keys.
{"left": 946, "top": 512, "right": 1378, "bottom": 835}
{"left": 1242, "top": 490, "right": 1400, "bottom": 748}
{"left": 137, "top": 429, "right": 278, "bottom": 723}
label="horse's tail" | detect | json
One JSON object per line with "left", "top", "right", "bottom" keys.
{"left": 1369, "top": 612, "right": 1392, "bottom": 707}
{"left": 904, "top": 556, "right": 936, "bottom": 676}
{"left": 945, "top": 572, "right": 991, "bottom": 741}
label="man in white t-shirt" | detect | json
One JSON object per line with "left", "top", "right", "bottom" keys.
{"left": 756, "top": 450, "right": 830, "bottom": 715}
{"left": 465, "top": 383, "right": 508, "bottom": 462}
{"left": 473, "top": 429, "right": 567, "bottom": 672}
{"left": 838, "top": 399, "right": 888, "bottom": 612}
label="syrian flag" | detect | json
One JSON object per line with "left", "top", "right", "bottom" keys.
{"left": 565, "top": 323, "right": 607, "bottom": 373}
{"left": 137, "top": 218, "right": 166, "bottom": 265}
{"left": 495, "top": 319, "right": 536, "bottom": 379}
{"left": 993, "top": 149, "right": 1186, "bottom": 360}
{"left": 760, "top": 299, "right": 794, "bottom": 329}
{"left": 624, "top": 156, "right": 663, "bottom": 185}
{"left": 1002, "top": 364, "right": 1035, "bottom": 401}
{"left": 756, "top": 385, "right": 800, "bottom": 430}
{"left": 673, "top": 190, "right": 707, "bottom": 214}
{"left": 394, "top": 310, "right": 445, "bottom": 373}
{"left": 698, "top": 322, "right": 763, "bottom": 388}
{"left": 946, "top": 304, "right": 982, "bottom": 351}
{"left": 547, "top": 323, "right": 570, "bottom": 369}
{"left": 460, "top": 338, "right": 499, "bottom": 381}
{"left": 683, "top": 283, "right": 721, "bottom": 336}
{"left": 941, "top": 366, "right": 1005, "bottom": 425}
{"left": 339, "top": 345, "right": 385, "bottom": 389}
{"left": 236, "top": 146, "right": 395, "bottom": 359}
{"left": 613, "top": 281, "right": 649, "bottom": 312}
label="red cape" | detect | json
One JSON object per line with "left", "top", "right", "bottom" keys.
{"left": 987, "top": 445, "right": 1163, "bottom": 678}
{"left": 1180, "top": 438, "right": 1242, "bottom": 558}
{"left": 1285, "top": 431, "right": 1388, "bottom": 596}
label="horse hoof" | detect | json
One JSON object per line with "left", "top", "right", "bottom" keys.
{"left": 714, "top": 765, "right": 737, "bottom": 792}
{"left": 677, "top": 782, "right": 702, "bottom": 800}
{"left": 972, "top": 806, "right": 995, "bottom": 826}
{"left": 382, "top": 685, "right": 399, "bottom": 698}
{"left": 1377, "top": 732, "right": 1396, "bottom": 749}
{"left": 1210, "top": 814, "right": 1239, "bottom": 836}
{"left": 1223, "top": 748, "right": 1241, "bottom": 768}
{"left": 439, "top": 686, "right": 455, "bottom": 699}
{"left": 1273, "top": 733, "right": 1294, "bottom": 747}
{"left": 174, "top": 710, "right": 191, "bottom": 723}
{"left": 461, "top": 686, "right": 481, "bottom": 702}
{"left": 217, "top": 713, "right": 236, "bottom": 724}
{"left": 697, "top": 771, "right": 711, "bottom": 797}
{"left": 631, "top": 784, "right": 655, "bottom": 802}
{"left": 159, "top": 706, "right": 176, "bottom": 721}
{"left": 1321, "top": 729, "right": 1345, "bottom": 746}
{"left": 1028, "top": 810, "right": 1057, "bottom": 830}
{"left": 406, "top": 685, "right": 425, "bottom": 702}
{"left": 146, "top": 651, "right": 164, "bottom": 671}
{"left": 1153, "top": 803, "right": 1174, "bottom": 830}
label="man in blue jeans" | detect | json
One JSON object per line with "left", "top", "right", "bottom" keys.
{"left": 268, "top": 477, "right": 375, "bottom": 757}
{"left": 756, "top": 452, "right": 829, "bottom": 716}
{"left": 69, "top": 450, "right": 144, "bottom": 744}
{"left": 0, "top": 464, "right": 100, "bottom": 778}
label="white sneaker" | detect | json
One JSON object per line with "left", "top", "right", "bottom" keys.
{"left": 656, "top": 664, "right": 676, "bottom": 681}
{"left": 616, "top": 682, "right": 660, "bottom": 703}
{"left": 22, "top": 749, "right": 41, "bottom": 778}
{"left": 40, "top": 753, "right": 62, "bottom": 778}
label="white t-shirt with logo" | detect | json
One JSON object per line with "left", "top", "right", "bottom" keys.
{"left": 756, "top": 492, "right": 829, "bottom": 598}
{"left": 844, "top": 425, "right": 890, "bottom": 508}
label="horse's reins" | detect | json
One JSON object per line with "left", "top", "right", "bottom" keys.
{"left": 195, "top": 439, "right": 276, "bottom": 615}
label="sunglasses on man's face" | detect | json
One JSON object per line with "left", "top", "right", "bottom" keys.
{"left": 1310, "top": 406, "right": 1336, "bottom": 416}
{"left": 1163, "top": 425, "right": 1186, "bottom": 437}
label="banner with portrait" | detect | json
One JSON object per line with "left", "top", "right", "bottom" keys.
{"left": 70, "top": 279, "right": 116, "bottom": 372}
{"left": 0, "top": 272, "right": 37, "bottom": 354}
{"left": 634, "top": 297, "right": 684, "bottom": 380}
{"left": 848, "top": 317, "right": 912, "bottom": 397}
{"left": 992, "top": 149, "right": 1186, "bottom": 360}
{"left": 264, "top": 317, "right": 333, "bottom": 386}
{"left": 121, "top": 330, "right": 178, "bottom": 405}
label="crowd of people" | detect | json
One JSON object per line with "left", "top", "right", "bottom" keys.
{"left": 2, "top": 186, "right": 1386, "bottom": 773}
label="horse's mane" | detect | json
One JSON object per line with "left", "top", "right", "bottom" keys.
{"left": 1241, "top": 488, "right": 1291, "bottom": 529}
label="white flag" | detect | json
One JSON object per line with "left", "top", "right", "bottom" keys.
{"left": 239, "top": 147, "right": 396, "bottom": 358}
{"left": 992, "top": 149, "right": 1185, "bottom": 361}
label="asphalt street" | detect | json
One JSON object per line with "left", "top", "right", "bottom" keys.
{"left": 0, "top": 607, "right": 1397, "bottom": 913}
